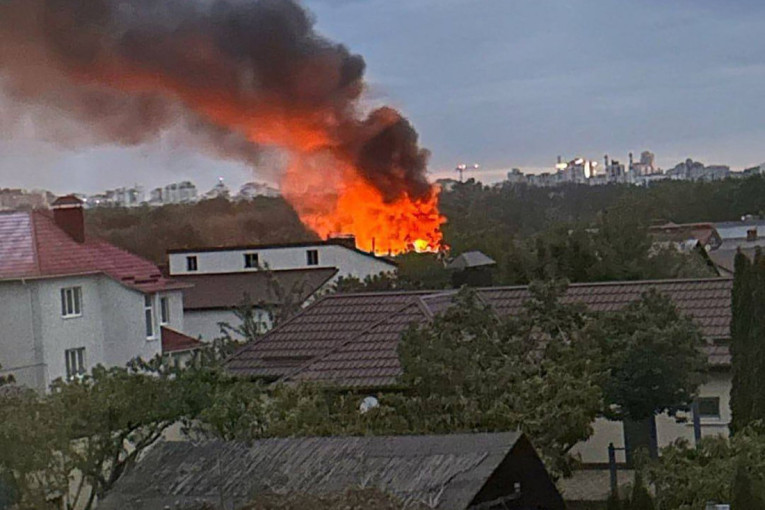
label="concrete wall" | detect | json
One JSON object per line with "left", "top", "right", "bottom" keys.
{"left": 573, "top": 373, "right": 732, "bottom": 464}
{"left": 168, "top": 244, "right": 395, "bottom": 280}
{"left": 184, "top": 308, "right": 272, "bottom": 341}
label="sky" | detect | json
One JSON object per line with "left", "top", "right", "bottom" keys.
{"left": 1, "top": 0, "right": 765, "bottom": 194}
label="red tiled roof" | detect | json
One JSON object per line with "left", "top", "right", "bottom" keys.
{"left": 161, "top": 326, "right": 203, "bottom": 353}
{"left": 225, "top": 278, "right": 733, "bottom": 388}
{"left": 0, "top": 211, "right": 188, "bottom": 294}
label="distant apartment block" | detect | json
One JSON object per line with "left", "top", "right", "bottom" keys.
{"left": 237, "top": 181, "right": 281, "bottom": 200}
{"left": 150, "top": 181, "right": 199, "bottom": 205}
{"left": 0, "top": 188, "right": 53, "bottom": 211}
{"left": 503, "top": 152, "right": 744, "bottom": 188}
{"left": 83, "top": 185, "right": 145, "bottom": 208}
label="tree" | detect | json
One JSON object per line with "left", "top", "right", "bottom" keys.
{"left": 648, "top": 425, "right": 765, "bottom": 509}
{"left": 730, "top": 248, "right": 765, "bottom": 432}
{"left": 393, "top": 283, "right": 603, "bottom": 476}
{"left": 596, "top": 291, "right": 707, "bottom": 459}
{"left": 0, "top": 364, "right": 212, "bottom": 510}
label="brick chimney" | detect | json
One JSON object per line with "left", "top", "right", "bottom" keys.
{"left": 329, "top": 234, "right": 357, "bottom": 250}
{"left": 52, "top": 195, "right": 85, "bottom": 243}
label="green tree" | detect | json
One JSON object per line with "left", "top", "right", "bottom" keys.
{"left": 648, "top": 426, "right": 765, "bottom": 509}
{"left": 393, "top": 284, "right": 603, "bottom": 476}
{"left": 730, "top": 249, "right": 765, "bottom": 432}
{"left": 596, "top": 291, "right": 707, "bottom": 459}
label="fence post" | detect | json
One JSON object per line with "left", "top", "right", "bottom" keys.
{"left": 608, "top": 442, "right": 617, "bottom": 498}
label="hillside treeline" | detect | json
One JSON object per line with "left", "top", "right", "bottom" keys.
{"left": 86, "top": 175, "right": 765, "bottom": 282}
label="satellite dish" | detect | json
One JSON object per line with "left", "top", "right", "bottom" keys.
{"left": 359, "top": 396, "right": 379, "bottom": 414}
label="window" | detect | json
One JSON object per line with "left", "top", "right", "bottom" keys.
{"left": 144, "top": 295, "right": 155, "bottom": 338}
{"left": 65, "top": 348, "right": 85, "bottom": 380}
{"left": 306, "top": 249, "right": 319, "bottom": 266}
{"left": 60, "top": 287, "right": 82, "bottom": 317}
{"left": 186, "top": 255, "right": 198, "bottom": 271}
{"left": 160, "top": 296, "right": 170, "bottom": 325}
{"left": 244, "top": 252, "right": 259, "bottom": 269}
{"left": 696, "top": 397, "right": 721, "bottom": 418}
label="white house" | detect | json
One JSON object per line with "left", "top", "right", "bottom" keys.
{"left": 167, "top": 238, "right": 397, "bottom": 282}
{"left": 0, "top": 196, "right": 196, "bottom": 392}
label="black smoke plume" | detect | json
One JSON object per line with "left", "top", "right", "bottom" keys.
{"left": 0, "top": 0, "right": 431, "bottom": 201}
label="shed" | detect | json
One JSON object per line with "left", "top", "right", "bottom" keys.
{"left": 99, "top": 432, "right": 564, "bottom": 510}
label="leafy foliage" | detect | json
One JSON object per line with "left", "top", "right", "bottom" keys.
{"left": 647, "top": 425, "right": 765, "bottom": 509}
{"left": 596, "top": 291, "right": 708, "bottom": 421}
{"left": 393, "top": 284, "right": 603, "bottom": 476}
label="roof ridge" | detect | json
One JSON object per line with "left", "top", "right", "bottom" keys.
{"left": 279, "top": 298, "right": 429, "bottom": 384}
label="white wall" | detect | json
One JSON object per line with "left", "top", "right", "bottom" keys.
{"left": 184, "top": 308, "right": 272, "bottom": 341}
{"left": 168, "top": 244, "right": 395, "bottom": 281}
{"left": 574, "top": 373, "right": 732, "bottom": 464}
{"left": 0, "top": 281, "right": 45, "bottom": 390}
{"left": 0, "top": 275, "right": 182, "bottom": 391}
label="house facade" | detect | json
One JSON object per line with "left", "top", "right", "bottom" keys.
{"left": 0, "top": 196, "right": 190, "bottom": 391}
{"left": 166, "top": 238, "right": 397, "bottom": 282}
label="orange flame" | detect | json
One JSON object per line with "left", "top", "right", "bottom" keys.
{"left": 282, "top": 154, "right": 445, "bottom": 255}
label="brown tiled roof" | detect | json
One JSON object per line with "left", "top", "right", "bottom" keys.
{"left": 161, "top": 326, "right": 203, "bottom": 354}
{"left": 173, "top": 268, "right": 338, "bottom": 310}
{"left": 225, "top": 278, "right": 733, "bottom": 388}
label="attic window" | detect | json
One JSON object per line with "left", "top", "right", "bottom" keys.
{"left": 244, "top": 252, "right": 259, "bottom": 269}
{"left": 306, "top": 249, "right": 319, "bottom": 266}
{"left": 186, "top": 256, "right": 198, "bottom": 271}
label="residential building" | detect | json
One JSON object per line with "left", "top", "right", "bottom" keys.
{"left": 225, "top": 278, "right": 732, "bottom": 467}
{"left": 203, "top": 177, "right": 230, "bottom": 200}
{"left": 174, "top": 268, "right": 338, "bottom": 340}
{"left": 82, "top": 185, "right": 145, "bottom": 208}
{"left": 167, "top": 237, "right": 397, "bottom": 281}
{"left": 649, "top": 222, "right": 723, "bottom": 252}
{"left": 100, "top": 432, "right": 565, "bottom": 510}
{"left": 237, "top": 181, "right": 281, "bottom": 199}
{"left": 0, "top": 196, "right": 193, "bottom": 391}
{"left": 149, "top": 181, "right": 198, "bottom": 205}
{"left": 707, "top": 217, "right": 765, "bottom": 275}
{"left": 0, "top": 188, "right": 53, "bottom": 210}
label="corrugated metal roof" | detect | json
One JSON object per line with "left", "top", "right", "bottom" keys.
{"left": 99, "top": 432, "right": 524, "bottom": 510}
{"left": 446, "top": 251, "right": 497, "bottom": 270}
{"left": 0, "top": 211, "right": 186, "bottom": 294}
{"left": 226, "top": 278, "right": 733, "bottom": 387}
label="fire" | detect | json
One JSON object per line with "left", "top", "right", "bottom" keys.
{"left": 281, "top": 154, "right": 445, "bottom": 255}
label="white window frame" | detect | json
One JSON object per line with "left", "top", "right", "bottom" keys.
{"left": 159, "top": 296, "right": 170, "bottom": 325}
{"left": 306, "top": 249, "right": 319, "bottom": 266}
{"left": 65, "top": 347, "right": 86, "bottom": 380}
{"left": 61, "top": 287, "right": 83, "bottom": 318}
{"left": 144, "top": 295, "right": 157, "bottom": 339}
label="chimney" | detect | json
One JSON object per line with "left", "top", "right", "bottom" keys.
{"left": 52, "top": 195, "right": 85, "bottom": 243}
{"left": 747, "top": 228, "right": 758, "bottom": 242}
{"left": 329, "top": 234, "right": 357, "bottom": 250}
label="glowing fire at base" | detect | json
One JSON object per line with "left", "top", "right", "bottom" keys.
{"left": 281, "top": 155, "right": 445, "bottom": 256}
